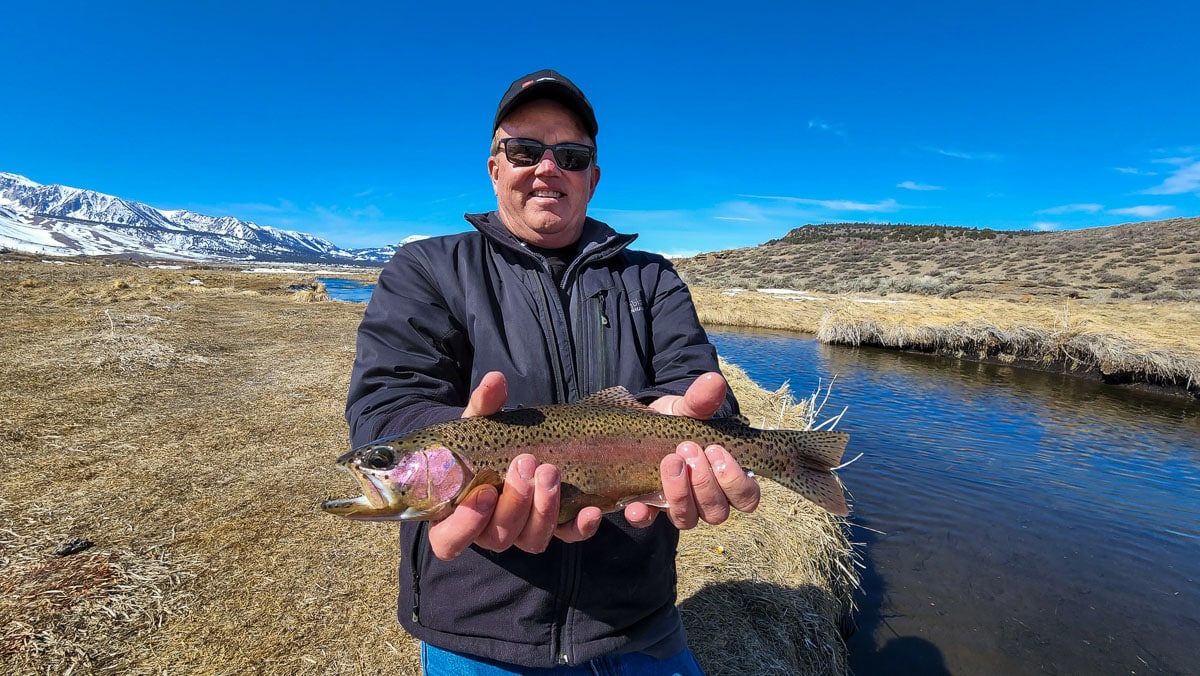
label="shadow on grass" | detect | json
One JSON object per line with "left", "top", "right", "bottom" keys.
{"left": 680, "top": 579, "right": 852, "bottom": 676}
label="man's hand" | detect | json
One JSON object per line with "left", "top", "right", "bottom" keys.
{"left": 426, "top": 372, "right": 603, "bottom": 561}
{"left": 625, "top": 372, "right": 762, "bottom": 530}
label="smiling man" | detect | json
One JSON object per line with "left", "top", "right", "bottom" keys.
{"left": 345, "top": 69, "right": 760, "bottom": 674}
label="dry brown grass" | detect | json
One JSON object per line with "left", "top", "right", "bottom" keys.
{"left": 0, "top": 255, "right": 855, "bottom": 675}
{"left": 692, "top": 287, "right": 1200, "bottom": 395}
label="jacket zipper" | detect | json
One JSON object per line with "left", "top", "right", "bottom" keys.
{"left": 551, "top": 542, "right": 582, "bottom": 665}
{"left": 540, "top": 248, "right": 617, "bottom": 663}
{"left": 576, "top": 288, "right": 610, "bottom": 392}
{"left": 411, "top": 522, "right": 428, "bottom": 623}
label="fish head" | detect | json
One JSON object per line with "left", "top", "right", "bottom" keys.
{"left": 321, "top": 440, "right": 472, "bottom": 521}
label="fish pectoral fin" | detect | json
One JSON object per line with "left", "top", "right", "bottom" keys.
{"left": 461, "top": 469, "right": 503, "bottom": 494}
{"left": 616, "top": 490, "right": 668, "bottom": 510}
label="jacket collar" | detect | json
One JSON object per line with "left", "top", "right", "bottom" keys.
{"left": 464, "top": 211, "right": 637, "bottom": 263}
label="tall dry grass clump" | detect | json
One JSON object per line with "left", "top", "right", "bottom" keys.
{"left": 689, "top": 285, "right": 1199, "bottom": 396}
{"left": 680, "top": 362, "right": 857, "bottom": 675}
{"left": 1, "top": 256, "right": 857, "bottom": 675}
{"left": 815, "top": 299, "right": 1200, "bottom": 393}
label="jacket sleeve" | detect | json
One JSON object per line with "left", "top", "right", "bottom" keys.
{"left": 632, "top": 257, "right": 739, "bottom": 417}
{"left": 345, "top": 245, "right": 472, "bottom": 447}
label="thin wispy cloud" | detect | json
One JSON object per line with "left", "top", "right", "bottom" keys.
{"left": 1109, "top": 205, "right": 1173, "bottom": 218}
{"left": 808, "top": 119, "right": 846, "bottom": 136}
{"left": 739, "top": 194, "right": 902, "bottom": 212}
{"left": 590, "top": 205, "right": 768, "bottom": 257}
{"left": 922, "top": 146, "right": 1001, "bottom": 161}
{"left": 180, "top": 199, "right": 299, "bottom": 223}
{"left": 1036, "top": 203, "right": 1104, "bottom": 215}
{"left": 354, "top": 188, "right": 375, "bottom": 198}
{"left": 1032, "top": 221, "right": 1060, "bottom": 231}
{"left": 1115, "top": 167, "right": 1157, "bottom": 176}
{"left": 897, "top": 181, "right": 943, "bottom": 191}
{"left": 1140, "top": 158, "right": 1200, "bottom": 195}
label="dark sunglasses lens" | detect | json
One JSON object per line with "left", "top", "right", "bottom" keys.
{"left": 553, "top": 146, "right": 593, "bottom": 171}
{"left": 504, "top": 139, "right": 544, "bottom": 166}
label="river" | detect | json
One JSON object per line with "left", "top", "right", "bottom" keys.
{"left": 707, "top": 326, "right": 1200, "bottom": 676}
{"left": 322, "top": 278, "right": 1199, "bottom": 675}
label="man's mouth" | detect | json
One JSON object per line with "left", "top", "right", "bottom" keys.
{"left": 531, "top": 190, "right": 565, "bottom": 199}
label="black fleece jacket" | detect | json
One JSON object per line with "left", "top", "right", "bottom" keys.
{"left": 344, "top": 211, "right": 736, "bottom": 668}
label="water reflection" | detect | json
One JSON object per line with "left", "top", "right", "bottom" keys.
{"left": 707, "top": 326, "right": 1200, "bottom": 676}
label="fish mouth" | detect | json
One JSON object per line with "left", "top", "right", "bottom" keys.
{"left": 320, "top": 463, "right": 399, "bottom": 519}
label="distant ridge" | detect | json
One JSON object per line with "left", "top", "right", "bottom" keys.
{"left": 0, "top": 171, "right": 422, "bottom": 264}
{"left": 676, "top": 218, "right": 1200, "bottom": 302}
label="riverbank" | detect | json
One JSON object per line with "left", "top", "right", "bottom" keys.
{"left": 0, "top": 257, "right": 855, "bottom": 674}
{"left": 691, "top": 287, "right": 1200, "bottom": 398}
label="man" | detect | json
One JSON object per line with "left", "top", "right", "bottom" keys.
{"left": 346, "top": 69, "right": 760, "bottom": 674}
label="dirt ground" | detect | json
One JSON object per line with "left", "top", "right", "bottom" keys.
{"left": 0, "top": 256, "right": 855, "bottom": 675}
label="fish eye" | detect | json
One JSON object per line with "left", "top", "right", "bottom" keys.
{"left": 364, "top": 447, "right": 396, "bottom": 470}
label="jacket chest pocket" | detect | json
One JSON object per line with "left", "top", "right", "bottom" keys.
{"left": 576, "top": 287, "right": 649, "bottom": 393}
{"left": 577, "top": 288, "right": 613, "bottom": 391}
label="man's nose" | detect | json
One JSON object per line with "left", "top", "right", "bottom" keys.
{"left": 534, "top": 149, "right": 561, "bottom": 174}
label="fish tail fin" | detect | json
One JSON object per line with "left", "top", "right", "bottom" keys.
{"left": 755, "top": 430, "right": 851, "bottom": 517}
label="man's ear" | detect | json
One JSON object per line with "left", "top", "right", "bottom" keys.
{"left": 587, "top": 164, "right": 601, "bottom": 201}
{"left": 487, "top": 155, "right": 500, "bottom": 193}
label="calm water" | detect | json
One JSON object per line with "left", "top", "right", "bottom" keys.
{"left": 317, "top": 277, "right": 375, "bottom": 304}
{"left": 324, "top": 280, "right": 1199, "bottom": 674}
{"left": 707, "top": 326, "right": 1200, "bottom": 676}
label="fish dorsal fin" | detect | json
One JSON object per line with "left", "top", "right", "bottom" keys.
{"left": 577, "top": 386, "right": 657, "bottom": 412}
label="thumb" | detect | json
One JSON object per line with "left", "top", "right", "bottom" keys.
{"left": 462, "top": 371, "right": 508, "bottom": 418}
{"left": 676, "top": 372, "right": 727, "bottom": 420}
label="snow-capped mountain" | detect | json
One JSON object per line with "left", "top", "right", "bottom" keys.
{"left": 0, "top": 171, "right": 420, "bottom": 264}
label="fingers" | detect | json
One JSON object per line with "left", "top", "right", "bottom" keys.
{"left": 427, "top": 485, "right": 498, "bottom": 560}
{"left": 623, "top": 502, "right": 661, "bottom": 529}
{"left": 475, "top": 455, "right": 537, "bottom": 550}
{"left": 660, "top": 443, "right": 704, "bottom": 529}
{"left": 659, "top": 441, "right": 760, "bottom": 531}
{"left": 706, "top": 445, "right": 761, "bottom": 513}
{"left": 555, "top": 506, "right": 604, "bottom": 543}
{"left": 474, "top": 455, "right": 562, "bottom": 555}
{"left": 513, "top": 464, "right": 562, "bottom": 552}
{"left": 462, "top": 371, "right": 508, "bottom": 418}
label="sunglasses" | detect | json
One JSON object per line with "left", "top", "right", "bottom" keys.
{"left": 499, "top": 138, "right": 595, "bottom": 172}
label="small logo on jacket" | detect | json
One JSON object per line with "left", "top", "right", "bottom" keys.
{"left": 629, "top": 298, "right": 643, "bottom": 313}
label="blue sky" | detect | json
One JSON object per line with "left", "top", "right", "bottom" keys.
{"left": 5, "top": 2, "right": 1198, "bottom": 256}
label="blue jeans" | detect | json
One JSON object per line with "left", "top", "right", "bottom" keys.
{"left": 420, "top": 642, "right": 705, "bottom": 676}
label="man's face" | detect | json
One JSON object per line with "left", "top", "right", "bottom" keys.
{"left": 488, "top": 99, "right": 600, "bottom": 248}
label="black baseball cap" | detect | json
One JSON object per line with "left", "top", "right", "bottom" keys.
{"left": 493, "top": 69, "right": 598, "bottom": 138}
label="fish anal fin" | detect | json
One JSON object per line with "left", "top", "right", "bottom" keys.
{"left": 576, "top": 386, "right": 657, "bottom": 412}
{"left": 615, "top": 490, "right": 668, "bottom": 510}
{"left": 558, "top": 483, "right": 619, "bottom": 524}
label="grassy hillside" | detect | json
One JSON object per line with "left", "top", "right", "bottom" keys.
{"left": 674, "top": 217, "right": 1200, "bottom": 302}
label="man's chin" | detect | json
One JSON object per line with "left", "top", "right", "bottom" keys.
{"left": 515, "top": 215, "right": 584, "bottom": 247}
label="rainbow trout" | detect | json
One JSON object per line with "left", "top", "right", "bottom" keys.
{"left": 321, "top": 386, "right": 850, "bottom": 522}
